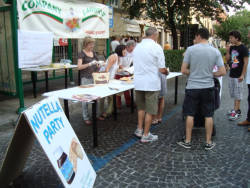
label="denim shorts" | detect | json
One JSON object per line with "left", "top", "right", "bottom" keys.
{"left": 183, "top": 87, "right": 215, "bottom": 118}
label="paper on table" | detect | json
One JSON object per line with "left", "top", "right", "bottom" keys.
{"left": 78, "top": 84, "right": 95, "bottom": 88}
{"left": 71, "top": 94, "right": 100, "bottom": 102}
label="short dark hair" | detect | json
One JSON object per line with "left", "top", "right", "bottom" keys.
{"left": 195, "top": 28, "right": 209, "bottom": 40}
{"left": 115, "top": 44, "right": 126, "bottom": 57}
{"left": 229, "top": 30, "right": 241, "bottom": 41}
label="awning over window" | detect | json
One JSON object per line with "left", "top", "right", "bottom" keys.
{"left": 110, "top": 17, "right": 141, "bottom": 37}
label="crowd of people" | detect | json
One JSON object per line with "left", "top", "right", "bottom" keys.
{"left": 111, "top": 36, "right": 140, "bottom": 53}
{"left": 77, "top": 27, "right": 250, "bottom": 150}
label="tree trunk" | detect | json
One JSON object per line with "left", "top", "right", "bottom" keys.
{"left": 167, "top": 5, "right": 178, "bottom": 49}
{"left": 171, "top": 27, "right": 178, "bottom": 49}
{"left": 184, "top": 24, "right": 189, "bottom": 49}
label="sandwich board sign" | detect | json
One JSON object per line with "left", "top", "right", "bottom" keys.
{"left": 0, "top": 97, "right": 96, "bottom": 188}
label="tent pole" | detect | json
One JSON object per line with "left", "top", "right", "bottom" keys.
{"left": 11, "top": 0, "right": 25, "bottom": 113}
{"left": 106, "top": 38, "right": 110, "bottom": 58}
{"left": 68, "top": 39, "right": 73, "bottom": 82}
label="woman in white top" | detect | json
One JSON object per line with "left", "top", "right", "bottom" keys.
{"left": 99, "top": 45, "right": 126, "bottom": 119}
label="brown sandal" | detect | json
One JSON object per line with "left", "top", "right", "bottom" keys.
{"left": 98, "top": 113, "right": 111, "bottom": 120}
{"left": 152, "top": 119, "right": 159, "bottom": 125}
{"left": 98, "top": 115, "right": 106, "bottom": 121}
{"left": 84, "top": 120, "right": 92, "bottom": 125}
{"left": 157, "top": 119, "right": 162, "bottom": 124}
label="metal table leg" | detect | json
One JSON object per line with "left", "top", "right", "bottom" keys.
{"left": 65, "top": 69, "right": 68, "bottom": 89}
{"left": 175, "top": 76, "right": 178, "bottom": 104}
{"left": 64, "top": 100, "right": 69, "bottom": 120}
{"left": 45, "top": 71, "right": 49, "bottom": 92}
{"left": 131, "top": 89, "right": 134, "bottom": 114}
{"left": 113, "top": 95, "right": 117, "bottom": 121}
{"left": 92, "top": 101, "right": 98, "bottom": 147}
{"left": 31, "top": 72, "right": 37, "bottom": 98}
{"left": 78, "top": 70, "right": 81, "bottom": 86}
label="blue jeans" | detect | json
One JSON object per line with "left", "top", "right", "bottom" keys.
{"left": 81, "top": 78, "right": 93, "bottom": 120}
{"left": 81, "top": 77, "right": 104, "bottom": 120}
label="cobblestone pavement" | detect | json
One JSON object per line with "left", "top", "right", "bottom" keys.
{"left": 0, "top": 75, "right": 250, "bottom": 188}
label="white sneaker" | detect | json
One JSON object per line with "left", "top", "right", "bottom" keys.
{"left": 134, "top": 128, "right": 143, "bottom": 138}
{"left": 227, "top": 109, "right": 234, "bottom": 115}
{"left": 228, "top": 110, "right": 241, "bottom": 121}
{"left": 205, "top": 141, "right": 216, "bottom": 150}
{"left": 141, "top": 132, "right": 158, "bottom": 143}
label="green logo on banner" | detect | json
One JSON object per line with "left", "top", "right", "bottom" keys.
{"left": 81, "top": 7, "right": 106, "bottom": 24}
{"left": 82, "top": 7, "right": 106, "bottom": 18}
{"left": 23, "top": 11, "right": 63, "bottom": 23}
{"left": 81, "top": 15, "right": 105, "bottom": 24}
{"left": 22, "top": 0, "right": 62, "bottom": 14}
{"left": 21, "top": 0, "right": 62, "bottom": 23}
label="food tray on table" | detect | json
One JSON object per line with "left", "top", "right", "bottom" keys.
{"left": 120, "top": 76, "right": 133, "bottom": 84}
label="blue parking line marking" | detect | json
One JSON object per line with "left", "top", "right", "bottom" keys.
{"left": 89, "top": 105, "right": 182, "bottom": 171}
{"left": 159, "top": 105, "right": 182, "bottom": 125}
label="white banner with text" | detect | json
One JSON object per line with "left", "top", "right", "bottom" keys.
{"left": 17, "top": 0, "right": 109, "bottom": 38}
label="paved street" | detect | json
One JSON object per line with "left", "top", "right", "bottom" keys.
{"left": 0, "top": 74, "right": 250, "bottom": 188}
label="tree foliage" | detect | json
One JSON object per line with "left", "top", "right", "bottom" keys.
{"left": 122, "top": 0, "right": 248, "bottom": 49}
{"left": 164, "top": 48, "right": 226, "bottom": 71}
{"left": 214, "top": 10, "right": 250, "bottom": 46}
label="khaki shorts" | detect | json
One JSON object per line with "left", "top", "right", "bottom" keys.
{"left": 135, "top": 90, "right": 160, "bottom": 115}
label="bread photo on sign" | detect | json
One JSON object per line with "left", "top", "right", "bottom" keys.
{"left": 69, "top": 138, "right": 84, "bottom": 172}
{"left": 71, "top": 138, "right": 83, "bottom": 159}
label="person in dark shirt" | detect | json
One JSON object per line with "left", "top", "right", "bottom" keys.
{"left": 77, "top": 37, "right": 99, "bottom": 125}
{"left": 226, "top": 30, "right": 249, "bottom": 121}
{"left": 238, "top": 29, "right": 250, "bottom": 130}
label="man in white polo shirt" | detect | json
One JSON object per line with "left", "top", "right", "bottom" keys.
{"left": 133, "top": 27, "right": 169, "bottom": 143}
